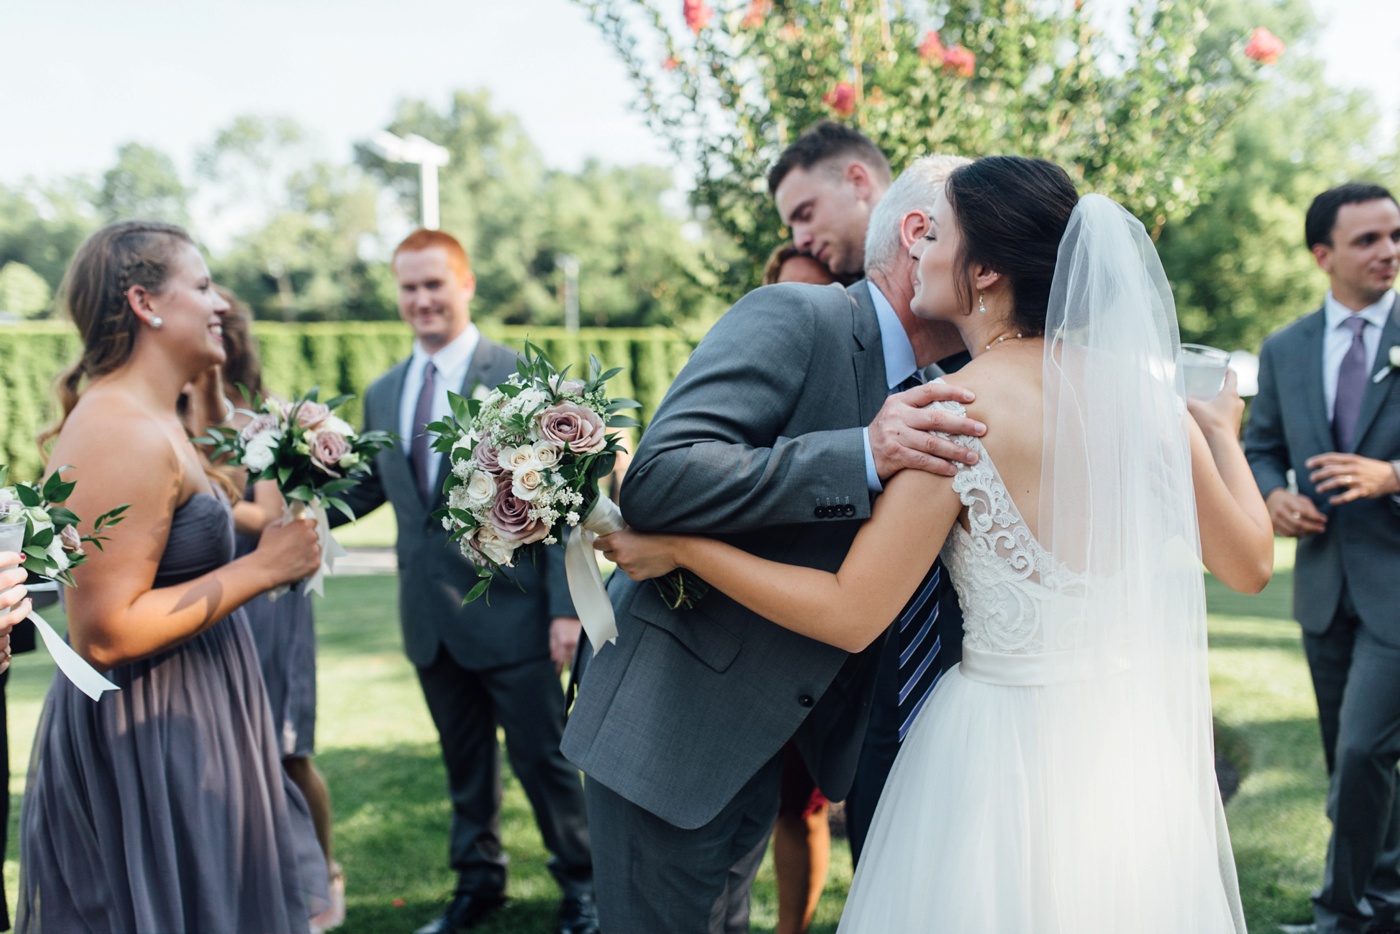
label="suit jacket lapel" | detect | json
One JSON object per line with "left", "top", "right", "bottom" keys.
{"left": 376, "top": 359, "right": 420, "bottom": 511}
{"left": 1296, "top": 310, "right": 1333, "bottom": 453}
{"left": 1349, "top": 299, "right": 1400, "bottom": 451}
{"left": 849, "top": 281, "right": 887, "bottom": 426}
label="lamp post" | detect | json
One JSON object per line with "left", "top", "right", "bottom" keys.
{"left": 367, "top": 131, "right": 451, "bottom": 230}
{"left": 555, "top": 253, "right": 580, "bottom": 332}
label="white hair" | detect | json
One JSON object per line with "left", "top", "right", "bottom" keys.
{"left": 863, "top": 154, "right": 973, "bottom": 276}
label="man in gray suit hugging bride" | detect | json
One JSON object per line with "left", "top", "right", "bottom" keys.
{"left": 561, "top": 148, "right": 979, "bottom": 932}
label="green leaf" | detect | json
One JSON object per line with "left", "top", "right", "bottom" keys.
{"left": 463, "top": 578, "right": 491, "bottom": 604}
{"left": 14, "top": 485, "right": 40, "bottom": 508}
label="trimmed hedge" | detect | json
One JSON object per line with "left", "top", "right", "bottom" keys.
{"left": 0, "top": 323, "right": 702, "bottom": 482}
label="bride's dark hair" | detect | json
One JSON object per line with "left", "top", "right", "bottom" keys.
{"left": 944, "top": 156, "right": 1078, "bottom": 335}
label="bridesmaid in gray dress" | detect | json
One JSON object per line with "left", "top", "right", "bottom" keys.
{"left": 18, "top": 221, "right": 328, "bottom": 933}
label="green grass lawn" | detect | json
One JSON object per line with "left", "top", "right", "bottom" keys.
{"left": 2, "top": 539, "right": 1325, "bottom": 933}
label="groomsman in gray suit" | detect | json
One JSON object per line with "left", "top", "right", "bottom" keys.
{"left": 562, "top": 145, "right": 976, "bottom": 931}
{"left": 338, "top": 229, "right": 597, "bottom": 934}
{"left": 1245, "top": 183, "right": 1400, "bottom": 934}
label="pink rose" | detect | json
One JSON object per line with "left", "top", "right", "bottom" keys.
{"left": 551, "top": 376, "right": 587, "bottom": 397}
{"left": 538, "top": 402, "right": 608, "bottom": 455}
{"left": 683, "top": 0, "right": 712, "bottom": 33}
{"left": 1244, "top": 27, "right": 1284, "bottom": 64}
{"left": 296, "top": 401, "right": 331, "bottom": 429}
{"left": 942, "top": 45, "right": 975, "bottom": 78}
{"left": 240, "top": 412, "right": 280, "bottom": 445}
{"left": 823, "top": 82, "right": 857, "bottom": 117}
{"left": 59, "top": 525, "right": 83, "bottom": 555}
{"left": 490, "top": 477, "right": 549, "bottom": 544}
{"left": 918, "top": 30, "right": 945, "bottom": 61}
{"left": 473, "top": 438, "right": 503, "bottom": 474}
{"left": 310, "top": 430, "right": 350, "bottom": 476}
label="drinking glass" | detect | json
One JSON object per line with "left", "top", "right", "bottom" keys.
{"left": 0, "top": 501, "right": 25, "bottom": 557}
{"left": 1180, "top": 343, "right": 1231, "bottom": 399}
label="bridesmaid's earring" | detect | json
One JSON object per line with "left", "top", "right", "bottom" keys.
{"left": 977, "top": 293, "right": 987, "bottom": 314}
{"left": 149, "top": 317, "right": 163, "bottom": 329}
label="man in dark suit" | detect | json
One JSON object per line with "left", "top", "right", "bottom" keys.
{"left": 1244, "top": 182, "right": 1400, "bottom": 934}
{"left": 772, "top": 124, "right": 972, "bottom": 867}
{"left": 338, "top": 229, "right": 596, "bottom": 934}
{"left": 562, "top": 149, "right": 977, "bottom": 932}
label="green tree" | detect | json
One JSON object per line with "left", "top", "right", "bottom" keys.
{"left": 96, "top": 142, "right": 189, "bottom": 225}
{"left": 358, "top": 90, "right": 727, "bottom": 327}
{"left": 579, "top": 0, "right": 1280, "bottom": 295}
{"left": 0, "top": 178, "right": 98, "bottom": 293}
{"left": 0, "top": 262, "right": 53, "bottom": 319}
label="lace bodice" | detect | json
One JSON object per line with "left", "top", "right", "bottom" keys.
{"left": 931, "top": 399, "right": 1080, "bottom": 657}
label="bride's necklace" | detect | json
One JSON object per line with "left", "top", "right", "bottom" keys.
{"left": 982, "top": 332, "right": 1024, "bottom": 352}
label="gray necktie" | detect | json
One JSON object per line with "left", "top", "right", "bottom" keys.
{"left": 1333, "top": 316, "right": 1368, "bottom": 451}
{"left": 411, "top": 362, "right": 438, "bottom": 503}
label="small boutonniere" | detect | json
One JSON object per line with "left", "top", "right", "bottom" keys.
{"left": 1373, "top": 345, "right": 1400, "bottom": 384}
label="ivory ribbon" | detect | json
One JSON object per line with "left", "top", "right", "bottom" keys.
{"left": 269, "top": 499, "right": 347, "bottom": 600}
{"left": 29, "top": 609, "right": 119, "bottom": 702}
{"left": 564, "top": 496, "right": 625, "bottom": 651}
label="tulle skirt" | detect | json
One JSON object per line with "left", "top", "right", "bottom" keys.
{"left": 837, "top": 662, "right": 1244, "bottom": 934}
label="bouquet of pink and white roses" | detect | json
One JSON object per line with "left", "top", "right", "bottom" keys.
{"left": 0, "top": 465, "right": 127, "bottom": 701}
{"left": 201, "top": 389, "right": 394, "bottom": 595}
{"left": 428, "top": 342, "right": 706, "bottom": 648}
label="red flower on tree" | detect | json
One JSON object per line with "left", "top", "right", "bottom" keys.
{"left": 741, "top": 0, "right": 770, "bottom": 29}
{"left": 918, "top": 30, "right": 946, "bottom": 61}
{"left": 942, "top": 45, "right": 976, "bottom": 78}
{"left": 823, "top": 81, "right": 857, "bottom": 117}
{"left": 1243, "top": 27, "right": 1284, "bottom": 64}
{"left": 662, "top": 55, "right": 680, "bottom": 71}
{"left": 683, "top": 0, "right": 713, "bottom": 34}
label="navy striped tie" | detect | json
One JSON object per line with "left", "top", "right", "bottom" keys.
{"left": 896, "top": 561, "right": 946, "bottom": 740}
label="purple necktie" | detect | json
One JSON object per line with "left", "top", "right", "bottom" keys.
{"left": 411, "top": 362, "right": 438, "bottom": 503}
{"left": 1333, "top": 316, "right": 1369, "bottom": 451}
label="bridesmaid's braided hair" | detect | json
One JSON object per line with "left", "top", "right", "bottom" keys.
{"left": 39, "top": 220, "right": 193, "bottom": 453}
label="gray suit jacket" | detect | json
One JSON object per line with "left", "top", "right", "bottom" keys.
{"left": 1244, "top": 298, "right": 1400, "bottom": 637}
{"left": 339, "top": 336, "right": 576, "bottom": 670}
{"left": 562, "top": 281, "right": 889, "bottom": 830}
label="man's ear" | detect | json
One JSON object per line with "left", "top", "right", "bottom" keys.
{"left": 846, "top": 161, "right": 874, "bottom": 201}
{"left": 461, "top": 270, "right": 477, "bottom": 302}
{"left": 899, "top": 211, "right": 929, "bottom": 252}
{"left": 1311, "top": 243, "right": 1333, "bottom": 275}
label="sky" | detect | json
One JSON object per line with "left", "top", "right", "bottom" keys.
{"left": 1, "top": 0, "right": 1397, "bottom": 189}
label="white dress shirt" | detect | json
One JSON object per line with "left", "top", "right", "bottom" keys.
{"left": 1323, "top": 290, "right": 1395, "bottom": 419}
{"left": 862, "top": 282, "right": 921, "bottom": 492}
{"left": 399, "top": 324, "right": 481, "bottom": 463}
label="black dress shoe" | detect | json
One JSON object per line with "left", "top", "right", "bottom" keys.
{"left": 556, "top": 891, "right": 600, "bottom": 934}
{"left": 413, "top": 889, "right": 507, "bottom": 934}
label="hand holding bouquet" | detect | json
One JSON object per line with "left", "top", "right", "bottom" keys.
{"left": 200, "top": 389, "right": 394, "bottom": 596}
{"left": 0, "top": 465, "right": 127, "bottom": 700}
{"left": 429, "top": 342, "right": 707, "bottom": 649}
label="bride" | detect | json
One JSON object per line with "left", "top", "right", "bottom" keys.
{"left": 597, "top": 156, "right": 1272, "bottom": 932}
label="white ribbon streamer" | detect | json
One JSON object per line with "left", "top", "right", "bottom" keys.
{"left": 564, "top": 496, "right": 626, "bottom": 651}
{"left": 29, "top": 609, "right": 119, "bottom": 702}
{"left": 268, "top": 499, "right": 347, "bottom": 600}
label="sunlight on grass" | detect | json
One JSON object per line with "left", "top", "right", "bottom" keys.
{"left": 1, "top": 537, "right": 1324, "bottom": 933}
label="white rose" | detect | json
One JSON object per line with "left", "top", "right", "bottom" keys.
{"left": 1390, "top": 345, "right": 1400, "bottom": 368}
{"left": 532, "top": 440, "right": 562, "bottom": 468}
{"left": 25, "top": 506, "right": 52, "bottom": 534}
{"left": 471, "top": 384, "right": 494, "bottom": 403}
{"left": 515, "top": 387, "right": 548, "bottom": 413}
{"left": 44, "top": 536, "right": 70, "bottom": 572}
{"left": 465, "top": 470, "right": 496, "bottom": 508}
{"left": 0, "top": 487, "right": 14, "bottom": 506}
{"left": 473, "top": 525, "right": 517, "bottom": 566}
{"left": 243, "top": 429, "right": 283, "bottom": 472}
{"left": 320, "top": 415, "right": 356, "bottom": 438}
{"left": 512, "top": 467, "right": 545, "bottom": 502}
{"left": 499, "top": 444, "right": 541, "bottom": 473}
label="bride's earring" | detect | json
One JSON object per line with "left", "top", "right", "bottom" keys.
{"left": 149, "top": 316, "right": 163, "bottom": 329}
{"left": 977, "top": 293, "right": 987, "bottom": 314}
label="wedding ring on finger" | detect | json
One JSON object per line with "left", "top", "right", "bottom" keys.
{"left": 1291, "top": 511, "right": 1301, "bottom": 519}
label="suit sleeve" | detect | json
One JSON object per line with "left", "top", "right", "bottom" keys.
{"left": 1242, "top": 335, "right": 1291, "bottom": 499}
{"left": 542, "top": 540, "right": 578, "bottom": 618}
{"left": 621, "top": 285, "right": 868, "bottom": 535}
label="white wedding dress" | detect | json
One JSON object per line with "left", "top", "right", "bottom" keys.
{"left": 835, "top": 399, "right": 1246, "bottom": 934}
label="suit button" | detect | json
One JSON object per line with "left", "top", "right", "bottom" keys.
{"left": 798, "top": 694, "right": 815, "bottom": 707}
{"left": 814, "top": 506, "right": 827, "bottom": 518}
{"left": 844, "top": 504, "right": 856, "bottom": 517}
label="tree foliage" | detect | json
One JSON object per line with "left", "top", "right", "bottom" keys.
{"left": 578, "top": 0, "right": 1281, "bottom": 293}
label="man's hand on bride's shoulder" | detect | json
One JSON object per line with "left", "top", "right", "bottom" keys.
{"left": 870, "top": 381, "right": 985, "bottom": 481}
{"left": 595, "top": 529, "right": 682, "bottom": 582}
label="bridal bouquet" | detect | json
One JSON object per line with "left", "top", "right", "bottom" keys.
{"left": 200, "top": 389, "right": 394, "bottom": 595}
{"left": 428, "top": 342, "right": 707, "bottom": 647}
{"left": 0, "top": 465, "right": 127, "bottom": 701}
